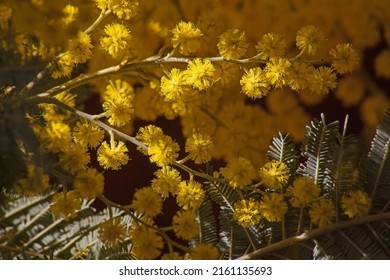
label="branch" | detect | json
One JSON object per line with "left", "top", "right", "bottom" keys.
{"left": 236, "top": 211, "right": 390, "bottom": 259}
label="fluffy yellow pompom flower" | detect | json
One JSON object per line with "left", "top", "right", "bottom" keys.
{"left": 151, "top": 167, "right": 181, "bottom": 197}
{"left": 176, "top": 180, "right": 205, "bottom": 210}
{"left": 147, "top": 134, "right": 180, "bottom": 167}
{"left": 160, "top": 68, "right": 186, "bottom": 101}
{"left": 287, "top": 176, "right": 321, "bottom": 208}
{"left": 240, "top": 67, "right": 270, "bottom": 99}
{"left": 131, "top": 187, "right": 163, "bottom": 218}
{"left": 184, "top": 58, "right": 216, "bottom": 90}
{"left": 259, "top": 160, "right": 290, "bottom": 190}
{"left": 220, "top": 157, "right": 257, "bottom": 189}
{"left": 97, "top": 140, "right": 129, "bottom": 170}
{"left": 189, "top": 243, "right": 220, "bottom": 260}
{"left": 288, "top": 61, "right": 315, "bottom": 91}
{"left": 98, "top": 217, "right": 127, "bottom": 248}
{"left": 265, "top": 57, "right": 291, "bottom": 88}
{"left": 256, "top": 32, "right": 287, "bottom": 59}
{"left": 103, "top": 93, "right": 134, "bottom": 126}
{"left": 330, "top": 43, "right": 359, "bottom": 74}
{"left": 130, "top": 224, "right": 164, "bottom": 259}
{"left": 172, "top": 210, "right": 199, "bottom": 240}
{"left": 296, "top": 25, "right": 325, "bottom": 55}
{"left": 100, "top": 23, "right": 132, "bottom": 58}
{"left": 185, "top": 133, "right": 214, "bottom": 164}
{"left": 341, "top": 189, "right": 371, "bottom": 218}
{"left": 308, "top": 66, "right": 337, "bottom": 95}
{"left": 15, "top": 164, "right": 50, "bottom": 196}
{"left": 260, "top": 193, "right": 288, "bottom": 222}
{"left": 67, "top": 32, "right": 93, "bottom": 64}
{"left": 51, "top": 52, "right": 74, "bottom": 79}
{"left": 309, "top": 198, "right": 336, "bottom": 227}
{"left": 171, "top": 21, "right": 203, "bottom": 55}
{"left": 217, "top": 29, "right": 248, "bottom": 60}
{"left": 59, "top": 145, "right": 90, "bottom": 175}
{"left": 62, "top": 4, "right": 78, "bottom": 25}
{"left": 73, "top": 120, "right": 105, "bottom": 148}
{"left": 233, "top": 198, "right": 262, "bottom": 228}
{"left": 74, "top": 168, "right": 105, "bottom": 199}
{"left": 50, "top": 191, "right": 81, "bottom": 220}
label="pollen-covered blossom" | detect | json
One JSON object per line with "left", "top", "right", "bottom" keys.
{"left": 189, "top": 243, "right": 220, "bottom": 260}
{"left": 74, "top": 168, "right": 105, "bottom": 199}
{"left": 176, "top": 180, "right": 205, "bottom": 210}
{"left": 309, "top": 198, "right": 336, "bottom": 227}
{"left": 260, "top": 193, "right": 288, "bottom": 222}
{"left": 308, "top": 66, "right": 337, "bottom": 95}
{"left": 62, "top": 4, "right": 78, "bottom": 25}
{"left": 131, "top": 187, "right": 163, "bottom": 218}
{"left": 59, "top": 145, "right": 90, "bottom": 174}
{"left": 130, "top": 224, "right": 164, "bottom": 259}
{"left": 151, "top": 167, "right": 181, "bottom": 197}
{"left": 50, "top": 191, "right": 81, "bottom": 220}
{"left": 341, "top": 189, "right": 371, "bottom": 218}
{"left": 40, "top": 91, "right": 75, "bottom": 122}
{"left": 255, "top": 32, "right": 287, "bottom": 59}
{"left": 171, "top": 21, "right": 203, "bottom": 55}
{"left": 98, "top": 217, "right": 127, "bottom": 248}
{"left": 172, "top": 210, "right": 199, "bottom": 240}
{"left": 102, "top": 92, "right": 134, "bottom": 126}
{"left": 97, "top": 140, "right": 129, "bottom": 170}
{"left": 287, "top": 176, "right": 321, "bottom": 208}
{"left": 259, "top": 160, "right": 290, "bottom": 190}
{"left": 160, "top": 68, "right": 186, "bottom": 101}
{"left": 233, "top": 198, "right": 262, "bottom": 227}
{"left": 335, "top": 76, "right": 365, "bottom": 107}
{"left": 296, "top": 25, "right": 325, "bottom": 55}
{"left": 67, "top": 32, "right": 93, "bottom": 64}
{"left": 220, "top": 157, "right": 257, "bottom": 189}
{"left": 265, "top": 57, "right": 291, "bottom": 88}
{"left": 240, "top": 67, "right": 270, "bottom": 99}
{"left": 51, "top": 52, "right": 74, "bottom": 79}
{"left": 73, "top": 120, "right": 105, "bottom": 148}
{"left": 287, "top": 61, "right": 315, "bottom": 91}
{"left": 110, "top": 0, "right": 139, "bottom": 20}
{"left": 15, "top": 164, "right": 50, "bottom": 196}
{"left": 147, "top": 134, "right": 180, "bottom": 167}
{"left": 184, "top": 58, "right": 216, "bottom": 90}
{"left": 136, "top": 125, "right": 164, "bottom": 146}
{"left": 100, "top": 23, "right": 132, "bottom": 58}
{"left": 217, "top": 29, "right": 248, "bottom": 60}
{"left": 330, "top": 43, "right": 359, "bottom": 74}
{"left": 185, "top": 133, "right": 214, "bottom": 164}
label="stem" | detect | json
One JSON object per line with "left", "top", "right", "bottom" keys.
{"left": 236, "top": 211, "right": 390, "bottom": 259}
{"left": 84, "top": 9, "right": 112, "bottom": 34}
{"left": 297, "top": 208, "right": 304, "bottom": 234}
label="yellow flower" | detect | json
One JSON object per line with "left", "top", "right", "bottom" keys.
{"left": 151, "top": 167, "right": 181, "bottom": 198}
{"left": 309, "top": 198, "right": 336, "bottom": 227}
{"left": 296, "top": 25, "right": 325, "bottom": 55}
{"left": 131, "top": 187, "right": 163, "bottom": 218}
{"left": 136, "top": 125, "right": 164, "bottom": 146}
{"left": 50, "top": 191, "right": 81, "bottom": 220}
{"left": 240, "top": 67, "right": 270, "bottom": 99}
{"left": 172, "top": 211, "right": 199, "bottom": 240}
{"left": 287, "top": 176, "right": 321, "bottom": 208}
{"left": 74, "top": 168, "right": 105, "bottom": 199}
{"left": 59, "top": 145, "right": 90, "bottom": 175}
{"left": 62, "top": 4, "right": 78, "bottom": 25}
{"left": 335, "top": 76, "right": 365, "bottom": 107}
{"left": 171, "top": 21, "right": 203, "bottom": 55}
{"left": 265, "top": 57, "right": 291, "bottom": 88}
{"left": 40, "top": 91, "right": 75, "bottom": 122}
{"left": 259, "top": 160, "right": 290, "bottom": 190}
{"left": 341, "top": 190, "right": 371, "bottom": 218}
{"left": 147, "top": 135, "right": 180, "bottom": 167}
{"left": 220, "top": 157, "right": 257, "bottom": 189}
{"left": 189, "top": 243, "right": 220, "bottom": 260}
{"left": 15, "top": 164, "right": 50, "bottom": 196}
{"left": 217, "top": 29, "right": 248, "bottom": 60}
{"left": 260, "top": 193, "right": 288, "bottom": 222}
{"left": 256, "top": 32, "right": 286, "bottom": 59}
{"left": 97, "top": 140, "right": 129, "bottom": 170}
{"left": 176, "top": 180, "right": 205, "bottom": 210}
{"left": 67, "top": 32, "right": 93, "bottom": 64}
{"left": 51, "top": 52, "right": 74, "bottom": 79}
{"left": 102, "top": 93, "right": 134, "bottom": 127}
{"left": 98, "top": 217, "right": 127, "bottom": 248}
{"left": 330, "top": 43, "right": 359, "bottom": 74}
{"left": 287, "top": 61, "right": 314, "bottom": 91}
{"left": 73, "top": 120, "right": 105, "bottom": 148}
{"left": 308, "top": 66, "right": 337, "bottom": 95}
{"left": 130, "top": 224, "right": 164, "bottom": 259}
{"left": 233, "top": 198, "right": 262, "bottom": 227}
{"left": 160, "top": 68, "right": 186, "bottom": 101}
{"left": 0, "top": 5, "right": 12, "bottom": 23}
{"left": 111, "top": 0, "right": 139, "bottom": 20}
{"left": 100, "top": 23, "right": 132, "bottom": 58}
{"left": 185, "top": 133, "right": 214, "bottom": 164}
{"left": 184, "top": 58, "right": 216, "bottom": 90}
{"left": 374, "top": 49, "right": 390, "bottom": 79}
